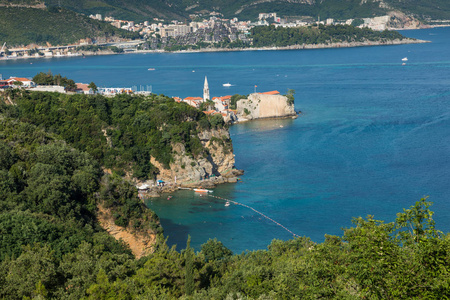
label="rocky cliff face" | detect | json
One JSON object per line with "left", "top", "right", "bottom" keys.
{"left": 387, "top": 11, "right": 424, "bottom": 29}
{"left": 236, "top": 93, "right": 296, "bottom": 121}
{"left": 97, "top": 204, "right": 157, "bottom": 259}
{"left": 150, "top": 127, "right": 236, "bottom": 185}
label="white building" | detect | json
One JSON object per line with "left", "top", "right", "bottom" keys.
{"left": 7, "top": 77, "right": 36, "bottom": 87}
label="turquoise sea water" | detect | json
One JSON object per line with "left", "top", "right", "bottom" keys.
{"left": 2, "top": 28, "right": 449, "bottom": 253}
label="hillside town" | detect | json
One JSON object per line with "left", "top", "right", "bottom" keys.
{"left": 98, "top": 10, "right": 423, "bottom": 50}
{"left": 0, "top": 8, "right": 426, "bottom": 59}
{"left": 100, "top": 11, "right": 420, "bottom": 39}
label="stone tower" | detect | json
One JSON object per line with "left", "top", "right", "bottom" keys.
{"left": 203, "top": 76, "right": 210, "bottom": 101}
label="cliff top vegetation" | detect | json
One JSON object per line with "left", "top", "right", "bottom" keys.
{"left": 1, "top": 81, "right": 227, "bottom": 181}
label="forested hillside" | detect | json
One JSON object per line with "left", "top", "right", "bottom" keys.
{"left": 1, "top": 86, "right": 450, "bottom": 298}
{"left": 250, "top": 24, "right": 405, "bottom": 47}
{"left": 0, "top": 115, "right": 162, "bottom": 298}
{"left": 11, "top": 0, "right": 449, "bottom": 22}
{"left": 42, "top": 0, "right": 186, "bottom": 22}
{"left": 0, "top": 6, "right": 139, "bottom": 46}
{"left": 1, "top": 86, "right": 228, "bottom": 181}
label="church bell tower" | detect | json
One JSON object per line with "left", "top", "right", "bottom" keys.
{"left": 203, "top": 76, "right": 210, "bottom": 101}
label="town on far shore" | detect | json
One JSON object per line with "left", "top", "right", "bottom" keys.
{"left": 1, "top": 7, "right": 442, "bottom": 60}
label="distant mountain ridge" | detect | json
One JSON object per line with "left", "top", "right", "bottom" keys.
{"left": 2, "top": 0, "right": 449, "bottom": 23}
{"left": 36, "top": 0, "right": 450, "bottom": 21}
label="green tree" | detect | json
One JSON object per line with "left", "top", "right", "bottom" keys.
{"left": 286, "top": 89, "right": 295, "bottom": 105}
{"left": 88, "top": 82, "right": 98, "bottom": 92}
{"left": 395, "top": 197, "right": 440, "bottom": 244}
{"left": 64, "top": 79, "right": 77, "bottom": 92}
{"left": 184, "top": 236, "right": 195, "bottom": 296}
{"left": 200, "top": 238, "right": 232, "bottom": 262}
{"left": 0, "top": 244, "right": 58, "bottom": 299}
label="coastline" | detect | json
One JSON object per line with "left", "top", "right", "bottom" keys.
{"left": 0, "top": 38, "right": 429, "bottom": 62}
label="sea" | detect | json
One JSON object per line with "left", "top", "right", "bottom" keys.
{"left": 1, "top": 27, "right": 449, "bottom": 253}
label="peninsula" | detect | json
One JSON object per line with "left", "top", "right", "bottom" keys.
{"left": 0, "top": 73, "right": 298, "bottom": 199}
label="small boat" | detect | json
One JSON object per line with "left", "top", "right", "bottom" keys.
{"left": 402, "top": 57, "right": 408, "bottom": 61}
{"left": 148, "top": 68, "right": 155, "bottom": 71}
{"left": 222, "top": 83, "right": 232, "bottom": 87}
{"left": 193, "top": 188, "right": 212, "bottom": 193}
{"left": 402, "top": 63, "right": 406, "bottom": 66}
{"left": 225, "top": 201, "right": 230, "bottom": 207}
{"left": 167, "top": 196, "right": 172, "bottom": 200}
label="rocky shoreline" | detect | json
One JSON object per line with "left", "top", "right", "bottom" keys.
{"left": 141, "top": 168, "right": 244, "bottom": 198}
{"left": 141, "top": 93, "right": 297, "bottom": 198}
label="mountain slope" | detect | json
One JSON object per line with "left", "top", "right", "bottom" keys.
{"left": 385, "top": 0, "right": 450, "bottom": 20}
{"left": 3, "top": 0, "right": 450, "bottom": 23}
{"left": 0, "top": 6, "right": 139, "bottom": 46}
{"left": 43, "top": 0, "right": 187, "bottom": 22}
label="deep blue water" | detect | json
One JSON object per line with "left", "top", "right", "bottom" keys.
{"left": 2, "top": 28, "right": 449, "bottom": 253}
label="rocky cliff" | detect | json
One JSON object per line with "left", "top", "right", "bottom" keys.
{"left": 236, "top": 93, "right": 297, "bottom": 122}
{"left": 387, "top": 11, "right": 426, "bottom": 29}
{"left": 147, "top": 127, "right": 239, "bottom": 190}
{"left": 97, "top": 204, "right": 157, "bottom": 259}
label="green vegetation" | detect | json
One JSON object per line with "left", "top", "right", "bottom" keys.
{"left": 3, "top": 0, "right": 450, "bottom": 26}
{"left": 0, "top": 6, "right": 139, "bottom": 46}
{"left": 251, "top": 24, "right": 405, "bottom": 48}
{"left": 76, "top": 44, "right": 124, "bottom": 53}
{"left": 230, "top": 94, "right": 248, "bottom": 110}
{"left": 1, "top": 86, "right": 226, "bottom": 180}
{"left": 42, "top": 0, "right": 186, "bottom": 23}
{"left": 32, "top": 71, "right": 76, "bottom": 91}
{"left": 285, "top": 89, "right": 295, "bottom": 105}
{"left": 2, "top": 190, "right": 449, "bottom": 298}
{"left": 1, "top": 78, "right": 450, "bottom": 298}
{"left": 385, "top": 0, "right": 450, "bottom": 20}
{"left": 0, "top": 116, "right": 160, "bottom": 299}
{"left": 76, "top": 198, "right": 450, "bottom": 298}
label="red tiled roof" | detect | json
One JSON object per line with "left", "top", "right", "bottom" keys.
{"left": 203, "top": 110, "right": 217, "bottom": 115}
{"left": 7, "top": 77, "right": 32, "bottom": 82}
{"left": 213, "top": 95, "right": 232, "bottom": 101}
{"left": 185, "top": 96, "right": 203, "bottom": 101}
{"left": 259, "top": 90, "right": 280, "bottom": 95}
{"left": 76, "top": 83, "right": 90, "bottom": 91}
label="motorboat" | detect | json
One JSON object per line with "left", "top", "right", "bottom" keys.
{"left": 148, "top": 68, "right": 155, "bottom": 71}
{"left": 225, "top": 201, "right": 230, "bottom": 207}
{"left": 193, "top": 188, "right": 212, "bottom": 193}
{"left": 222, "top": 83, "right": 232, "bottom": 87}
{"left": 402, "top": 57, "right": 408, "bottom": 61}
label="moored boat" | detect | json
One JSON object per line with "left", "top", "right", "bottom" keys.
{"left": 193, "top": 188, "right": 213, "bottom": 193}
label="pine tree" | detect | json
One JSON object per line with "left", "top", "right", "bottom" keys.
{"left": 184, "top": 235, "right": 194, "bottom": 296}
